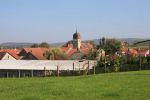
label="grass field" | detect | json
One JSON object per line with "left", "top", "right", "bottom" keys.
{"left": 0, "top": 70, "right": 150, "bottom": 100}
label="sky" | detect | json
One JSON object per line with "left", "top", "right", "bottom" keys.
{"left": 0, "top": 0, "right": 150, "bottom": 43}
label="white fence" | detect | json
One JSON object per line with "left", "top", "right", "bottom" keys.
{"left": 0, "top": 60, "right": 96, "bottom": 71}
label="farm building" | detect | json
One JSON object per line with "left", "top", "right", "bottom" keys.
{"left": 0, "top": 60, "right": 96, "bottom": 77}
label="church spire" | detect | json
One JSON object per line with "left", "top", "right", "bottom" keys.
{"left": 72, "top": 29, "right": 81, "bottom": 49}
{"left": 76, "top": 27, "right": 77, "bottom": 33}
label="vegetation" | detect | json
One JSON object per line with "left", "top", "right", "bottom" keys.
{"left": 95, "top": 37, "right": 122, "bottom": 71}
{"left": 39, "top": 42, "right": 50, "bottom": 48}
{"left": 83, "top": 49, "right": 98, "bottom": 60}
{"left": 31, "top": 43, "right": 39, "bottom": 48}
{"left": 0, "top": 70, "right": 150, "bottom": 100}
{"left": 30, "top": 42, "right": 50, "bottom": 48}
{"left": 98, "top": 37, "right": 121, "bottom": 55}
{"left": 44, "top": 48, "right": 69, "bottom": 60}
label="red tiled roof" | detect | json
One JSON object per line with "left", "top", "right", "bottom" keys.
{"left": 22, "top": 48, "right": 49, "bottom": 60}
{"left": 129, "top": 49, "right": 138, "bottom": 55}
{"left": 0, "top": 49, "right": 20, "bottom": 60}
{"left": 80, "top": 48, "right": 90, "bottom": 55}
{"left": 67, "top": 48, "right": 78, "bottom": 56}
{"left": 121, "top": 48, "right": 138, "bottom": 55}
{"left": 62, "top": 44, "right": 93, "bottom": 57}
{"left": 121, "top": 47, "right": 150, "bottom": 56}
{"left": 61, "top": 40, "right": 94, "bottom": 58}
{"left": 0, "top": 52, "right": 6, "bottom": 60}
{"left": 138, "top": 49, "right": 149, "bottom": 56}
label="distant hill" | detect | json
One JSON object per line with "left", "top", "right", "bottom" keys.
{"left": 0, "top": 38, "right": 149, "bottom": 48}
{"left": 50, "top": 42, "right": 66, "bottom": 47}
{"left": 0, "top": 42, "right": 66, "bottom": 48}
{"left": 93, "top": 38, "right": 150, "bottom": 45}
{"left": 0, "top": 42, "right": 34, "bottom": 48}
{"left": 50, "top": 38, "right": 150, "bottom": 47}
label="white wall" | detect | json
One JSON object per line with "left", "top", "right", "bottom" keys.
{"left": 1, "top": 53, "right": 16, "bottom": 60}
{"left": 0, "top": 60, "right": 96, "bottom": 70}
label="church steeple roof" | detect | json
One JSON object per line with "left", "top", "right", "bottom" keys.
{"left": 73, "top": 29, "right": 80, "bottom": 39}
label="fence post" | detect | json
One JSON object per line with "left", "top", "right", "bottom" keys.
{"left": 18, "top": 70, "right": 20, "bottom": 78}
{"left": 44, "top": 67, "right": 46, "bottom": 77}
{"left": 6, "top": 72, "right": 9, "bottom": 78}
{"left": 79, "top": 63, "right": 80, "bottom": 75}
{"left": 88, "top": 61, "right": 90, "bottom": 75}
{"left": 94, "top": 61, "right": 96, "bottom": 75}
{"left": 57, "top": 65, "right": 59, "bottom": 77}
{"left": 73, "top": 62, "right": 75, "bottom": 75}
{"left": 31, "top": 70, "right": 33, "bottom": 77}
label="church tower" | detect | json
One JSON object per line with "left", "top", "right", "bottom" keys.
{"left": 72, "top": 30, "right": 81, "bottom": 50}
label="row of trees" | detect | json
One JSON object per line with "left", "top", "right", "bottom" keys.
{"left": 31, "top": 42, "right": 50, "bottom": 48}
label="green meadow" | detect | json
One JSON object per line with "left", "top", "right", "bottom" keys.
{"left": 0, "top": 70, "right": 150, "bottom": 100}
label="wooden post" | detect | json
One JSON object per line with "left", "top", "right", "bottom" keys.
{"left": 105, "top": 56, "right": 106, "bottom": 73}
{"left": 18, "top": 70, "right": 20, "bottom": 78}
{"left": 57, "top": 65, "right": 59, "bottom": 77}
{"left": 94, "top": 61, "right": 96, "bottom": 75}
{"left": 31, "top": 70, "right": 33, "bottom": 77}
{"left": 23, "top": 73, "right": 25, "bottom": 77}
{"left": 79, "top": 63, "right": 80, "bottom": 75}
{"left": 73, "top": 63, "right": 75, "bottom": 75}
{"left": 44, "top": 67, "right": 46, "bottom": 77}
{"left": 6, "top": 72, "right": 9, "bottom": 78}
{"left": 88, "top": 61, "right": 90, "bottom": 75}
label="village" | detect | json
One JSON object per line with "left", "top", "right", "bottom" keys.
{"left": 0, "top": 31, "right": 149, "bottom": 60}
{"left": 0, "top": 1, "right": 150, "bottom": 99}
{"left": 0, "top": 31, "right": 149, "bottom": 77}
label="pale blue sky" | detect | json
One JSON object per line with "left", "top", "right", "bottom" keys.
{"left": 0, "top": 0, "right": 150, "bottom": 43}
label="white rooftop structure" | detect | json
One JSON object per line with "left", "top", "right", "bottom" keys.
{"left": 0, "top": 60, "right": 96, "bottom": 71}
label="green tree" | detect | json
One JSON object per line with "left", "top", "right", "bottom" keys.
{"left": 39, "top": 42, "right": 50, "bottom": 48}
{"left": 83, "top": 49, "right": 98, "bottom": 60}
{"left": 113, "top": 56, "right": 121, "bottom": 72}
{"left": 44, "top": 50, "right": 54, "bottom": 60}
{"left": 44, "top": 48, "right": 69, "bottom": 60}
{"left": 99, "top": 38, "right": 121, "bottom": 55}
{"left": 31, "top": 43, "right": 39, "bottom": 48}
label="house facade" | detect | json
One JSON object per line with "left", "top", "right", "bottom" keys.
{"left": 0, "top": 52, "right": 17, "bottom": 60}
{"left": 0, "top": 49, "right": 20, "bottom": 60}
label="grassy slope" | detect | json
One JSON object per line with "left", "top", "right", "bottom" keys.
{"left": 0, "top": 70, "right": 150, "bottom": 100}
